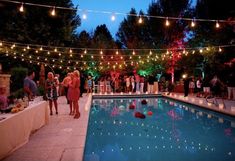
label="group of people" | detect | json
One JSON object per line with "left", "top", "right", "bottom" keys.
{"left": 22, "top": 69, "right": 82, "bottom": 119}
{"left": 93, "top": 74, "right": 157, "bottom": 94}
{"left": 183, "top": 75, "right": 227, "bottom": 98}
{"left": 45, "top": 70, "right": 81, "bottom": 119}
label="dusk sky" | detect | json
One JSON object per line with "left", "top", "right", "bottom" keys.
{"left": 72, "top": 0, "right": 154, "bottom": 37}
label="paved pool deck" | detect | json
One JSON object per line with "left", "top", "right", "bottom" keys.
{"left": 2, "top": 92, "right": 235, "bottom": 161}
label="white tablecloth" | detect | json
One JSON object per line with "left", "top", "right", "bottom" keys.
{"left": 0, "top": 101, "right": 49, "bottom": 160}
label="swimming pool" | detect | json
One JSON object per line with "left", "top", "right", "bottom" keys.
{"left": 83, "top": 96, "right": 235, "bottom": 161}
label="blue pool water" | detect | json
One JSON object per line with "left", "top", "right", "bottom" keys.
{"left": 83, "top": 97, "right": 235, "bottom": 161}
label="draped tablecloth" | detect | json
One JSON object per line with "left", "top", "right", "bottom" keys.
{"left": 0, "top": 101, "right": 49, "bottom": 160}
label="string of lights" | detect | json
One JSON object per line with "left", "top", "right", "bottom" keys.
{"left": 1, "top": 40, "right": 234, "bottom": 56}
{"left": 0, "top": 0, "right": 235, "bottom": 25}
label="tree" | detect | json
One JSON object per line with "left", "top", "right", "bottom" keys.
{"left": 186, "top": 0, "right": 235, "bottom": 80}
{"left": 0, "top": 0, "right": 81, "bottom": 46}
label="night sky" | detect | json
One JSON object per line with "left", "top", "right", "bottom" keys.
{"left": 72, "top": 0, "right": 154, "bottom": 37}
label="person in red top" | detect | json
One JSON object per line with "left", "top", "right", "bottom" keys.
{"left": 67, "top": 70, "right": 80, "bottom": 119}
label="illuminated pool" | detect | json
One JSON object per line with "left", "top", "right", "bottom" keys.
{"left": 83, "top": 97, "right": 235, "bottom": 161}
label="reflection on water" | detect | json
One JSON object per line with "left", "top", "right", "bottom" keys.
{"left": 84, "top": 97, "right": 235, "bottom": 161}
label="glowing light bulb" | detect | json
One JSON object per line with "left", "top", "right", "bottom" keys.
{"left": 199, "top": 49, "right": 203, "bottom": 53}
{"left": 132, "top": 50, "right": 135, "bottom": 55}
{"left": 138, "top": 17, "right": 143, "bottom": 24}
{"left": 111, "top": 15, "right": 115, "bottom": 21}
{"left": 82, "top": 13, "right": 87, "bottom": 19}
{"left": 116, "top": 51, "right": 119, "bottom": 55}
{"left": 40, "top": 47, "right": 43, "bottom": 51}
{"left": 69, "top": 49, "right": 72, "bottom": 53}
{"left": 54, "top": 48, "right": 57, "bottom": 52}
{"left": 84, "top": 49, "right": 87, "bottom": 54}
{"left": 0, "top": 42, "right": 2, "bottom": 46}
{"left": 219, "top": 47, "right": 222, "bottom": 52}
{"left": 100, "top": 50, "right": 103, "bottom": 55}
{"left": 191, "top": 20, "right": 195, "bottom": 27}
{"left": 19, "top": 3, "right": 24, "bottom": 12}
{"left": 51, "top": 7, "right": 56, "bottom": 16}
{"left": 216, "top": 21, "right": 220, "bottom": 28}
{"left": 26, "top": 45, "right": 30, "bottom": 49}
{"left": 165, "top": 18, "right": 170, "bottom": 27}
{"left": 166, "top": 50, "right": 169, "bottom": 54}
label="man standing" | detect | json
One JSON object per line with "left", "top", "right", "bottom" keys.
{"left": 24, "top": 70, "right": 37, "bottom": 100}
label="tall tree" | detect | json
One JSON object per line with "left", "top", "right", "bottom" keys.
{"left": 186, "top": 0, "right": 235, "bottom": 80}
{"left": 0, "top": 0, "right": 81, "bottom": 46}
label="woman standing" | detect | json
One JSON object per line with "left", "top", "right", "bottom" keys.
{"left": 45, "top": 72, "right": 58, "bottom": 115}
{"left": 68, "top": 70, "right": 80, "bottom": 119}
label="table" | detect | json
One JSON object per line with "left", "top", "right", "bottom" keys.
{"left": 0, "top": 101, "right": 49, "bottom": 160}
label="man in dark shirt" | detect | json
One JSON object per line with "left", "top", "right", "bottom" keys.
{"left": 184, "top": 78, "right": 190, "bottom": 97}
{"left": 148, "top": 75, "right": 155, "bottom": 93}
{"left": 24, "top": 70, "right": 37, "bottom": 100}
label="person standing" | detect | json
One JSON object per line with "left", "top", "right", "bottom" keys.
{"left": 148, "top": 75, "right": 155, "bottom": 93}
{"left": 184, "top": 78, "right": 190, "bottom": 97}
{"left": 62, "top": 73, "right": 71, "bottom": 104}
{"left": 196, "top": 76, "right": 202, "bottom": 97}
{"left": 23, "top": 70, "right": 38, "bottom": 100}
{"left": 68, "top": 70, "right": 80, "bottom": 119}
{"left": 80, "top": 73, "right": 85, "bottom": 97}
{"left": 135, "top": 74, "right": 140, "bottom": 93}
{"left": 140, "top": 76, "right": 145, "bottom": 93}
{"left": 45, "top": 72, "right": 58, "bottom": 115}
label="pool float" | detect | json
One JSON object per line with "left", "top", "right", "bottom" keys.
{"left": 129, "top": 104, "right": 136, "bottom": 109}
{"left": 135, "top": 112, "right": 146, "bottom": 119}
{"left": 141, "top": 99, "right": 147, "bottom": 105}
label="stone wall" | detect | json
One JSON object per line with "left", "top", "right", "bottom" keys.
{"left": 0, "top": 74, "right": 11, "bottom": 96}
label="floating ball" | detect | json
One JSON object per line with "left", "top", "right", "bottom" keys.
{"left": 129, "top": 104, "right": 135, "bottom": 109}
{"left": 134, "top": 112, "right": 146, "bottom": 119}
{"left": 147, "top": 111, "right": 153, "bottom": 116}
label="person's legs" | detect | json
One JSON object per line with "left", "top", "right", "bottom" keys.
{"left": 53, "top": 99, "right": 58, "bottom": 114}
{"left": 69, "top": 100, "right": 73, "bottom": 115}
{"left": 74, "top": 100, "right": 80, "bottom": 119}
{"left": 49, "top": 100, "right": 53, "bottom": 115}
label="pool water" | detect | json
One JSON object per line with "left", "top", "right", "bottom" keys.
{"left": 83, "top": 97, "right": 235, "bottom": 161}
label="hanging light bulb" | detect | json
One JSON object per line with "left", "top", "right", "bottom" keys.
{"left": 166, "top": 50, "right": 169, "bottom": 54}
{"left": 19, "top": 3, "right": 24, "bottom": 12}
{"left": 54, "top": 48, "right": 57, "bottom": 52}
{"left": 0, "top": 42, "right": 2, "bottom": 46}
{"left": 132, "top": 50, "right": 135, "bottom": 55}
{"left": 111, "top": 14, "right": 116, "bottom": 21}
{"left": 116, "top": 51, "right": 119, "bottom": 55}
{"left": 40, "top": 46, "right": 43, "bottom": 51}
{"left": 218, "top": 47, "right": 222, "bottom": 52}
{"left": 191, "top": 19, "right": 195, "bottom": 27}
{"left": 69, "top": 49, "right": 72, "bottom": 53}
{"left": 27, "top": 45, "right": 30, "bottom": 49}
{"left": 138, "top": 17, "right": 143, "bottom": 24}
{"left": 216, "top": 21, "right": 220, "bottom": 28}
{"left": 149, "top": 50, "right": 152, "bottom": 55}
{"left": 84, "top": 49, "right": 87, "bottom": 54}
{"left": 51, "top": 7, "right": 56, "bottom": 16}
{"left": 165, "top": 17, "right": 170, "bottom": 27}
{"left": 82, "top": 13, "right": 87, "bottom": 19}
{"left": 100, "top": 50, "right": 103, "bottom": 55}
